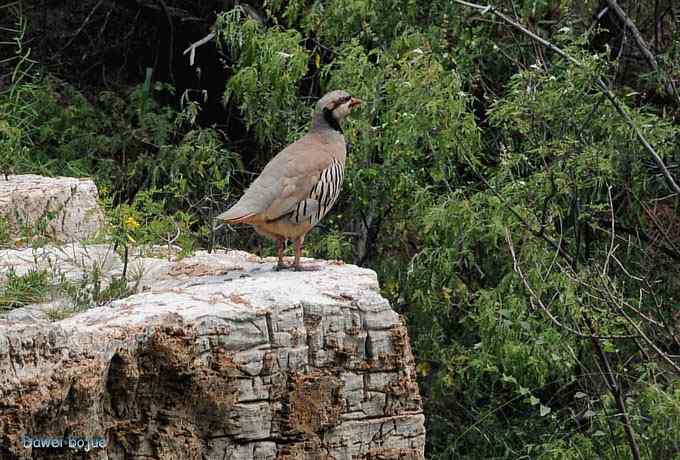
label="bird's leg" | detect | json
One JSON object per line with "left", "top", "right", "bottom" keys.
{"left": 275, "top": 238, "right": 289, "bottom": 270}
{"left": 293, "top": 238, "right": 301, "bottom": 268}
{"left": 293, "top": 237, "right": 322, "bottom": 271}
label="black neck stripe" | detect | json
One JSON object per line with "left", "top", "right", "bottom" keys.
{"left": 323, "top": 107, "right": 342, "bottom": 133}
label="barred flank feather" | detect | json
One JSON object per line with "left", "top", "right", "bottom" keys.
{"left": 291, "top": 158, "right": 344, "bottom": 225}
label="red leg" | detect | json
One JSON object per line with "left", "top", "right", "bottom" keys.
{"left": 294, "top": 238, "right": 302, "bottom": 268}
{"left": 276, "top": 238, "right": 288, "bottom": 269}
{"left": 293, "top": 237, "right": 321, "bottom": 271}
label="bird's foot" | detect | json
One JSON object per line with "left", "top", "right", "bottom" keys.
{"left": 274, "top": 262, "right": 293, "bottom": 271}
{"left": 274, "top": 259, "right": 322, "bottom": 272}
{"left": 292, "top": 263, "right": 323, "bottom": 272}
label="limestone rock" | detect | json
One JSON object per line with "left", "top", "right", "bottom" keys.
{"left": 0, "top": 175, "right": 104, "bottom": 243}
{"left": 0, "top": 250, "right": 425, "bottom": 459}
{"left": 0, "top": 244, "right": 121, "bottom": 280}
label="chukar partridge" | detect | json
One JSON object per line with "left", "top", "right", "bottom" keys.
{"left": 217, "top": 90, "right": 362, "bottom": 270}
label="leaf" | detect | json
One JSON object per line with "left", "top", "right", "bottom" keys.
{"left": 539, "top": 404, "right": 551, "bottom": 416}
{"left": 529, "top": 395, "right": 540, "bottom": 406}
{"left": 574, "top": 392, "right": 587, "bottom": 399}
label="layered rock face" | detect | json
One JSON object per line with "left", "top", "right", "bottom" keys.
{"left": 0, "top": 250, "right": 425, "bottom": 459}
{"left": 0, "top": 175, "right": 104, "bottom": 243}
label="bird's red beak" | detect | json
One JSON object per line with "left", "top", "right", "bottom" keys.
{"left": 349, "top": 97, "right": 362, "bottom": 108}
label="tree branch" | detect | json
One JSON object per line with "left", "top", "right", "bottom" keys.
{"left": 595, "top": 219, "right": 680, "bottom": 263}
{"left": 584, "top": 315, "right": 642, "bottom": 460}
{"left": 466, "top": 156, "right": 575, "bottom": 266}
{"left": 157, "top": 0, "right": 175, "bottom": 84}
{"left": 60, "top": 0, "right": 105, "bottom": 52}
{"left": 183, "top": 32, "right": 215, "bottom": 66}
{"left": 505, "top": 229, "right": 636, "bottom": 340}
{"left": 606, "top": 0, "right": 657, "bottom": 70}
{"left": 453, "top": 0, "right": 680, "bottom": 196}
{"left": 601, "top": 282, "right": 680, "bottom": 374}
{"left": 605, "top": 1, "right": 680, "bottom": 109}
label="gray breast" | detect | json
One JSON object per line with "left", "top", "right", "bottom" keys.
{"left": 290, "top": 158, "right": 345, "bottom": 226}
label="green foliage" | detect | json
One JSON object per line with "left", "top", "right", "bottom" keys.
{"left": 0, "top": 73, "right": 242, "bottom": 255}
{"left": 59, "top": 268, "right": 133, "bottom": 311}
{"left": 216, "top": 8, "right": 309, "bottom": 148}
{"left": 306, "top": 231, "right": 353, "bottom": 261}
{"left": 115, "top": 189, "right": 197, "bottom": 252}
{"left": 0, "top": 3, "right": 36, "bottom": 178}
{"left": 0, "top": 209, "right": 60, "bottom": 250}
{"left": 0, "top": 216, "right": 10, "bottom": 248}
{"left": 0, "top": 76, "right": 239, "bottom": 208}
{"left": 0, "top": 268, "right": 50, "bottom": 310}
{"left": 0, "top": 251, "right": 138, "bottom": 314}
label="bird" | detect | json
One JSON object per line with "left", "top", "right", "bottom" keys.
{"left": 216, "top": 90, "right": 362, "bottom": 271}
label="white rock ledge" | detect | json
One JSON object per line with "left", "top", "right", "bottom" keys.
{"left": 0, "top": 175, "right": 104, "bottom": 243}
{"left": 0, "top": 250, "right": 425, "bottom": 459}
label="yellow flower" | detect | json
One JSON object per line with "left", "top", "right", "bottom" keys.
{"left": 125, "top": 216, "right": 140, "bottom": 230}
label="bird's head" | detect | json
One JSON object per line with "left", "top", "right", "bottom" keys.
{"left": 316, "top": 90, "right": 362, "bottom": 125}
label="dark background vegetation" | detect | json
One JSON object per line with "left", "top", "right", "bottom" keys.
{"left": 1, "top": 0, "right": 679, "bottom": 458}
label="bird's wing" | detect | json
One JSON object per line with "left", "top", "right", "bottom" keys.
{"left": 261, "top": 134, "right": 341, "bottom": 221}
{"left": 217, "top": 133, "right": 342, "bottom": 223}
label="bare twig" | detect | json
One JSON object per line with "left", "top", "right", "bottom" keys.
{"left": 60, "top": 0, "right": 105, "bottom": 52}
{"left": 601, "top": 283, "right": 680, "bottom": 374}
{"left": 162, "top": 220, "right": 181, "bottom": 261}
{"left": 605, "top": 0, "right": 680, "bottom": 106}
{"left": 610, "top": 254, "right": 643, "bottom": 282}
{"left": 98, "top": 3, "right": 113, "bottom": 40}
{"left": 183, "top": 32, "right": 215, "bottom": 66}
{"left": 560, "top": 261, "right": 680, "bottom": 374}
{"left": 505, "top": 229, "right": 636, "bottom": 340}
{"left": 453, "top": 0, "right": 680, "bottom": 196}
{"left": 157, "top": 0, "right": 175, "bottom": 84}
{"left": 0, "top": 1, "right": 22, "bottom": 9}
{"left": 603, "top": 186, "right": 616, "bottom": 276}
{"left": 134, "top": 1, "right": 201, "bottom": 21}
{"left": 584, "top": 316, "right": 642, "bottom": 460}
{"left": 639, "top": 199, "right": 680, "bottom": 256}
{"left": 595, "top": 219, "right": 680, "bottom": 263}
{"left": 606, "top": 0, "right": 657, "bottom": 70}
{"left": 466, "top": 156, "right": 574, "bottom": 265}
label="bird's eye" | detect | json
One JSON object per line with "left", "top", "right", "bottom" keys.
{"left": 330, "top": 95, "right": 352, "bottom": 110}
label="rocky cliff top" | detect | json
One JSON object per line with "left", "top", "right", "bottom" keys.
{"left": 0, "top": 249, "right": 425, "bottom": 459}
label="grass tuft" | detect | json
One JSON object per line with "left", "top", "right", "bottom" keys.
{"left": 0, "top": 267, "right": 51, "bottom": 310}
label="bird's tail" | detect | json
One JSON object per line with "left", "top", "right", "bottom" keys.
{"left": 215, "top": 207, "right": 256, "bottom": 224}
